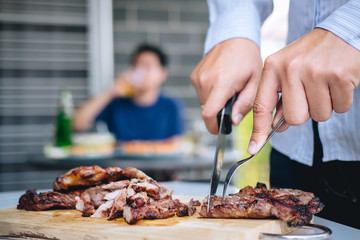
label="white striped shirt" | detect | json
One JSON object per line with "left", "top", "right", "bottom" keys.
{"left": 205, "top": 0, "right": 360, "bottom": 165}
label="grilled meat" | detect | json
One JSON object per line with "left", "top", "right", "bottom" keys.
{"left": 188, "top": 198, "right": 201, "bottom": 216}
{"left": 127, "top": 192, "right": 149, "bottom": 208}
{"left": 91, "top": 200, "right": 114, "bottom": 218}
{"left": 189, "top": 199, "right": 201, "bottom": 207}
{"left": 76, "top": 180, "right": 131, "bottom": 217}
{"left": 52, "top": 165, "right": 165, "bottom": 193}
{"left": 77, "top": 178, "right": 194, "bottom": 223}
{"left": 173, "top": 199, "right": 191, "bottom": 217}
{"left": 122, "top": 167, "right": 152, "bottom": 181}
{"left": 53, "top": 165, "right": 123, "bottom": 192}
{"left": 17, "top": 189, "right": 82, "bottom": 211}
{"left": 123, "top": 198, "right": 195, "bottom": 224}
{"left": 200, "top": 182, "right": 324, "bottom": 226}
{"left": 18, "top": 165, "right": 197, "bottom": 225}
{"left": 108, "top": 189, "right": 127, "bottom": 220}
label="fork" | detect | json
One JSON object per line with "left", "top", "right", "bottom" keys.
{"left": 221, "top": 116, "right": 285, "bottom": 204}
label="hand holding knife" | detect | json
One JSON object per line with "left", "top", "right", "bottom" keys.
{"left": 207, "top": 94, "right": 237, "bottom": 211}
{"left": 207, "top": 94, "right": 285, "bottom": 211}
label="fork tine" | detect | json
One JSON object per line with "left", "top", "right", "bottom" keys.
{"left": 221, "top": 155, "right": 254, "bottom": 204}
{"left": 221, "top": 116, "right": 285, "bottom": 204}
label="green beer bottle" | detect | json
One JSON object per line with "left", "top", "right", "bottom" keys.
{"left": 55, "top": 90, "right": 74, "bottom": 147}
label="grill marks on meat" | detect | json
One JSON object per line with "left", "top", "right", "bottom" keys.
{"left": 200, "top": 182, "right": 324, "bottom": 226}
{"left": 121, "top": 167, "right": 151, "bottom": 181}
{"left": 123, "top": 199, "right": 193, "bottom": 224}
{"left": 123, "top": 198, "right": 200, "bottom": 224}
{"left": 53, "top": 165, "right": 162, "bottom": 192}
{"left": 17, "top": 190, "right": 82, "bottom": 211}
{"left": 18, "top": 165, "right": 198, "bottom": 225}
{"left": 53, "top": 166, "right": 123, "bottom": 192}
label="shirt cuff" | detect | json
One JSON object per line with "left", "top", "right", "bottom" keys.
{"left": 316, "top": 0, "right": 360, "bottom": 52}
{"left": 204, "top": 3, "right": 262, "bottom": 55}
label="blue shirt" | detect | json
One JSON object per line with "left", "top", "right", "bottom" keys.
{"left": 205, "top": 0, "right": 360, "bottom": 165}
{"left": 96, "top": 94, "right": 184, "bottom": 141}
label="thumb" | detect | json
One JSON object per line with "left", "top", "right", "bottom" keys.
{"left": 231, "top": 75, "right": 259, "bottom": 125}
{"left": 248, "top": 67, "right": 280, "bottom": 155}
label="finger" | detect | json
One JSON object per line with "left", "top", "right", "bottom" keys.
{"left": 304, "top": 77, "right": 332, "bottom": 122}
{"left": 248, "top": 65, "right": 280, "bottom": 155}
{"left": 202, "top": 84, "right": 235, "bottom": 134}
{"left": 329, "top": 79, "right": 354, "bottom": 114}
{"left": 232, "top": 74, "right": 259, "bottom": 125}
{"left": 272, "top": 98, "right": 290, "bottom": 132}
{"left": 281, "top": 75, "right": 309, "bottom": 125}
{"left": 190, "top": 60, "right": 207, "bottom": 105}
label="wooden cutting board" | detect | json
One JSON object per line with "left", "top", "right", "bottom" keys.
{"left": 0, "top": 196, "right": 295, "bottom": 240}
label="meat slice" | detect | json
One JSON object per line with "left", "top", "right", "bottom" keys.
{"left": 200, "top": 182, "right": 324, "bottom": 226}
{"left": 188, "top": 198, "right": 201, "bottom": 216}
{"left": 189, "top": 199, "right": 201, "bottom": 207}
{"left": 104, "top": 189, "right": 123, "bottom": 201}
{"left": 159, "top": 184, "right": 173, "bottom": 199}
{"left": 17, "top": 190, "right": 82, "bottom": 211}
{"left": 53, "top": 165, "right": 123, "bottom": 192}
{"left": 106, "top": 166, "right": 125, "bottom": 182}
{"left": 173, "top": 199, "right": 190, "bottom": 217}
{"left": 123, "top": 199, "right": 177, "bottom": 224}
{"left": 91, "top": 200, "right": 114, "bottom": 218}
{"left": 76, "top": 180, "right": 131, "bottom": 217}
{"left": 128, "top": 192, "right": 149, "bottom": 208}
{"left": 130, "top": 181, "right": 160, "bottom": 199}
{"left": 101, "top": 180, "right": 131, "bottom": 190}
{"left": 123, "top": 198, "right": 197, "bottom": 224}
{"left": 108, "top": 189, "right": 127, "bottom": 220}
{"left": 121, "top": 167, "right": 151, "bottom": 181}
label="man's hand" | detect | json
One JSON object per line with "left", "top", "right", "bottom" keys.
{"left": 112, "top": 70, "right": 136, "bottom": 97}
{"left": 190, "top": 38, "right": 262, "bottom": 134}
{"left": 248, "top": 28, "right": 360, "bottom": 155}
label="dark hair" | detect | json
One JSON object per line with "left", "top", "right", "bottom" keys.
{"left": 131, "top": 43, "right": 168, "bottom": 67}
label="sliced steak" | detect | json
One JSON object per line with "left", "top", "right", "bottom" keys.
{"left": 200, "top": 182, "right": 324, "bottom": 226}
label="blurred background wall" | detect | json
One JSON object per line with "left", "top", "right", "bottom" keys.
{"left": 0, "top": 0, "right": 91, "bottom": 191}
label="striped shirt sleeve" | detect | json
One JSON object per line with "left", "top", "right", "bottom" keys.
{"left": 204, "top": 0, "right": 274, "bottom": 55}
{"left": 316, "top": 0, "right": 360, "bottom": 51}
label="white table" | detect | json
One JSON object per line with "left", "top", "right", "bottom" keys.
{"left": 0, "top": 182, "right": 359, "bottom": 239}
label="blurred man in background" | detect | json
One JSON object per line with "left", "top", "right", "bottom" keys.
{"left": 74, "top": 44, "right": 184, "bottom": 143}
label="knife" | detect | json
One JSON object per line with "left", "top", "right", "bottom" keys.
{"left": 207, "top": 94, "right": 237, "bottom": 211}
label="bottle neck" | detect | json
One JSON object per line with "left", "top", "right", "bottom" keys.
{"left": 59, "top": 90, "right": 74, "bottom": 117}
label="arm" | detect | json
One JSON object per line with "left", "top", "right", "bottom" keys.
{"left": 248, "top": 0, "right": 360, "bottom": 154}
{"left": 73, "top": 89, "right": 115, "bottom": 132}
{"left": 74, "top": 72, "right": 134, "bottom": 131}
{"left": 191, "top": 0, "right": 273, "bottom": 134}
{"left": 205, "top": 0, "right": 274, "bottom": 53}
{"left": 316, "top": 0, "right": 360, "bottom": 51}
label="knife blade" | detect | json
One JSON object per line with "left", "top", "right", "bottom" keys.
{"left": 207, "top": 94, "right": 237, "bottom": 211}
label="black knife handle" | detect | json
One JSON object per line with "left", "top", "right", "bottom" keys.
{"left": 217, "top": 94, "right": 238, "bottom": 135}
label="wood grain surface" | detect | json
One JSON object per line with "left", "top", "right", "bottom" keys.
{"left": 0, "top": 196, "right": 295, "bottom": 240}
